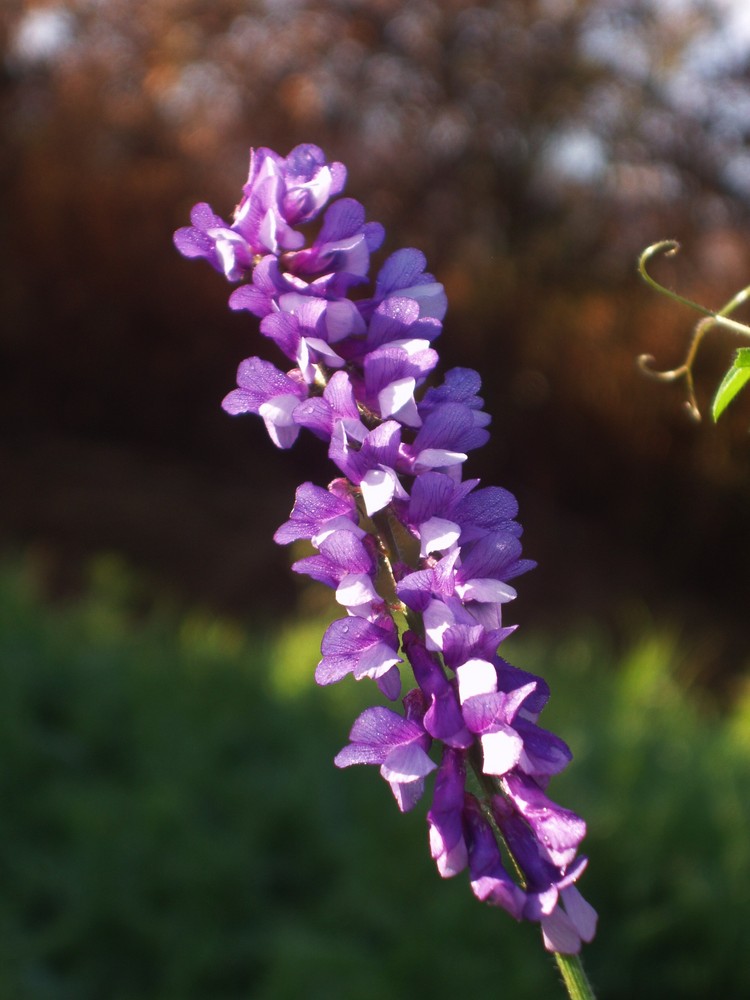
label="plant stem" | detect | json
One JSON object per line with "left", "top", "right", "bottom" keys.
{"left": 554, "top": 951, "right": 596, "bottom": 1000}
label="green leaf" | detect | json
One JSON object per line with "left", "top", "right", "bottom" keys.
{"left": 711, "top": 348, "right": 750, "bottom": 422}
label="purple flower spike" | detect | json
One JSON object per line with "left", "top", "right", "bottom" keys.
{"left": 177, "top": 141, "right": 595, "bottom": 956}
{"left": 335, "top": 705, "right": 436, "bottom": 812}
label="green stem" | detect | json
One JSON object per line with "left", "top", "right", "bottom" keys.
{"left": 554, "top": 951, "right": 597, "bottom": 1000}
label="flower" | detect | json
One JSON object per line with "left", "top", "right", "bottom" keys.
{"left": 221, "top": 356, "right": 307, "bottom": 449}
{"left": 317, "top": 614, "right": 402, "bottom": 699}
{"left": 334, "top": 692, "right": 435, "bottom": 813}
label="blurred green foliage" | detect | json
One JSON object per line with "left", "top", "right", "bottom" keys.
{"left": 1, "top": 555, "right": 749, "bottom": 999}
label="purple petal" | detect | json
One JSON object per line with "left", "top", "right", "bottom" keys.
{"left": 404, "top": 632, "right": 472, "bottom": 748}
{"left": 374, "top": 248, "right": 448, "bottom": 320}
{"left": 515, "top": 718, "right": 573, "bottom": 777}
{"left": 376, "top": 664, "right": 402, "bottom": 701}
{"left": 273, "top": 482, "right": 359, "bottom": 545}
{"left": 427, "top": 748, "right": 468, "bottom": 877}
{"left": 334, "top": 705, "right": 425, "bottom": 767}
{"left": 316, "top": 615, "right": 401, "bottom": 687}
{"left": 465, "top": 796, "right": 525, "bottom": 918}
{"left": 502, "top": 773, "right": 587, "bottom": 869}
{"left": 222, "top": 356, "right": 304, "bottom": 412}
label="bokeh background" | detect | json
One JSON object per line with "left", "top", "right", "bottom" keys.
{"left": 2, "top": 1, "right": 750, "bottom": 997}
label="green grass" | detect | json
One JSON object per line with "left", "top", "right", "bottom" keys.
{"left": 1, "top": 555, "right": 748, "bottom": 999}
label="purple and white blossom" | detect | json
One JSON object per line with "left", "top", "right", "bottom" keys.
{"left": 175, "top": 143, "right": 596, "bottom": 955}
{"left": 335, "top": 692, "right": 435, "bottom": 813}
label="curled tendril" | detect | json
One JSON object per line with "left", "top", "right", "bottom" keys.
{"left": 637, "top": 240, "right": 750, "bottom": 420}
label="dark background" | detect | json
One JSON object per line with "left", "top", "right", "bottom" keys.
{"left": 2, "top": 0, "right": 750, "bottom": 687}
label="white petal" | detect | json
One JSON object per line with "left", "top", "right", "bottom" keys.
{"left": 378, "top": 377, "right": 422, "bottom": 427}
{"left": 390, "top": 776, "right": 425, "bottom": 813}
{"left": 541, "top": 905, "right": 580, "bottom": 955}
{"left": 415, "top": 448, "right": 467, "bottom": 471}
{"left": 456, "top": 578, "right": 517, "bottom": 603}
{"left": 381, "top": 742, "right": 436, "bottom": 782}
{"left": 387, "top": 337, "right": 432, "bottom": 354}
{"left": 560, "top": 886, "right": 598, "bottom": 944}
{"left": 342, "top": 417, "right": 368, "bottom": 443}
{"left": 259, "top": 394, "right": 301, "bottom": 449}
{"left": 214, "top": 231, "right": 245, "bottom": 279}
{"left": 259, "top": 207, "right": 278, "bottom": 254}
{"left": 481, "top": 727, "right": 523, "bottom": 776}
{"left": 312, "top": 515, "right": 366, "bottom": 548}
{"left": 354, "top": 641, "right": 402, "bottom": 679}
{"left": 455, "top": 658, "right": 497, "bottom": 702}
{"left": 360, "top": 468, "right": 396, "bottom": 515}
{"left": 419, "top": 516, "right": 460, "bottom": 557}
{"left": 423, "top": 598, "right": 455, "bottom": 650}
{"left": 325, "top": 299, "right": 365, "bottom": 342}
{"left": 335, "top": 573, "right": 378, "bottom": 609}
{"left": 296, "top": 338, "right": 314, "bottom": 383}
{"left": 430, "top": 825, "right": 468, "bottom": 878}
{"left": 303, "top": 337, "right": 345, "bottom": 367}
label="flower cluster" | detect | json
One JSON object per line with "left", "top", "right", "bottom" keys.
{"left": 174, "top": 143, "right": 596, "bottom": 955}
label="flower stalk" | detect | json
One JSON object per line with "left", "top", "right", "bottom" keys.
{"left": 555, "top": 952, "right": 597, "bottom": 1000}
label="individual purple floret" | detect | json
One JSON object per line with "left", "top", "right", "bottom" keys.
{"left": 317, "top": 614, "right": 402, "bottom": 699}
{"left": 464, "top": 794, "right": 526, "bottom": 918}
{"left": 427, "top": 746, "right": 469, "bottom": 877}
{"left": 285, "top": 198, "right": 385, "bottom": 294}
{"left": 222, "top": 356, "right": 307, "bottom": 449}
{"left": 173, "top": 144, "right": 345, "bottom": 282}
{"left": 175, "top": 142, "right": 596, "bottom": 956}
{"left": 273, "top": 480, "right": 363, "bottom": 547}
{"left": 335, "top": 692, "right": 435, "bottom": 813}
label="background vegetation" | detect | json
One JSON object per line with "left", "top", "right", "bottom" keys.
{"left": 1, "top": 554, "right": 748, "bottom": 999}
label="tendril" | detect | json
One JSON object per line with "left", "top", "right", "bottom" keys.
{"left": 637, "top": 241, "right": 750, "bottom": 419}
{"left": 638, "top": 241, "right": 713, "bottom": 319}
